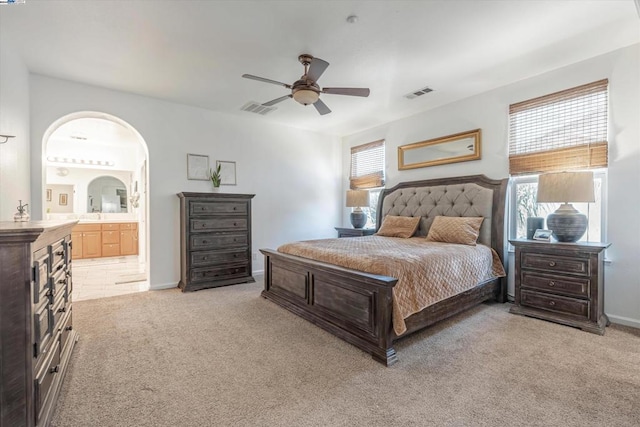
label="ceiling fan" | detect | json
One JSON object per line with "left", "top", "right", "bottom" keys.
{"left": 242, "top": 54, "right": 370, "bottom": 115}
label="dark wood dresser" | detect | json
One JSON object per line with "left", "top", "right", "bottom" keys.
{"left": 177, "top": 192, "right": 255, "bottom": 292}
{"left": 335, "top": 227, "right": 376, "bottom": 238}
{"left": 0, "top": 220, "right": 78, "bottom": 427}
{"left": 510, "top": 239, "right": 610, "bottom": 334}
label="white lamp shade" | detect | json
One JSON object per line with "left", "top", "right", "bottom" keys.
{"left": 346, "top": 190, "right": 370, "bottom": 208}
{"left": 292, "top": 89, "right": 319, "bottom": 105}
{"left": 537, "top": 171, "right": 595, "bottom": 204}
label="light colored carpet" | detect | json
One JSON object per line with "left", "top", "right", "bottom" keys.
{"left": 52, "top": 280, "right": 640, "bottom": 427}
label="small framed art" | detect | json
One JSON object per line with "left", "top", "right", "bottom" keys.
{"left": 46, "top": 189, "right": 52, "bottom": 202}
{"left": 59, "top": 193, "right": 68, "bottom": 206}
{"left": 187, "top": 153, "right": 210, "bottom": 181}
{"left": 217, "top": 160, "right": 236, "bottom": 185}
{"left": 533, "top": 229, "right": 552, "bottom": 241}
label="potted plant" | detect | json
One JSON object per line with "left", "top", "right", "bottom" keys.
{"left": 210, "top": 164, "right": 222, "bottom": 191}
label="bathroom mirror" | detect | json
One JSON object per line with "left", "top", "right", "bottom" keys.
{"left": 87, "top": 176, "right": 128, "bottom": 213}
{"left": 398, "top": 129, "right": 481, "bottom": 170}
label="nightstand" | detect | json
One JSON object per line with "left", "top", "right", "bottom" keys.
{"left": 335, "top": 227, "right": 376, "bottom": 238}
{"left": 510, "top": 239, "right": 610, "bottom": 335}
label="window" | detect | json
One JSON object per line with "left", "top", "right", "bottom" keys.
{"left": 510, "top": 172, "right": 606, "bottom": 242}
{"left": 508, "top": 80, "right": 609, "bottom": 242}
{"left": 349, "top": 140, "right": 385, "bottom": 227}
{"left": 350, "top": 139, "right": 385, "bottom": 190}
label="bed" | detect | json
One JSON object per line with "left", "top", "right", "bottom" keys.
{"left": 260, "top": 175, "right": 508, "bottom": 366}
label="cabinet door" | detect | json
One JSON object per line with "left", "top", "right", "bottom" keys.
{"left": 71, "top": 232, "right": 83, "bottom": 259}
{"left": 82, "top": 231, "right": 102, "bottom": 258}
{"left": 120, "top": 229, "right": 138, "bottom": 256}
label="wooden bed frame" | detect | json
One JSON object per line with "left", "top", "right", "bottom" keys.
{"left": 260, "top": 175, "right": 507, "bottom": 366}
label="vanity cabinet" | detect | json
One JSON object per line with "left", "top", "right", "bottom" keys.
{"left": 71, "top": 222, "right": 138, "bottom": 259}
{"left": 177, "top": 192, "right": 255, "bottom": 292}
{"left": 0, "top": 220, "right": 78, "bottom": 427}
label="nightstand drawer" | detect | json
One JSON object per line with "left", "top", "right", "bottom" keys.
{"left": 521, "top": 271, "right": 590, "bottom": 298}
{"left": 521, "top": 253, "right": 589, "bottom": 276}
{"left": 521, "top": 290, "right": 589, "bottom": 320}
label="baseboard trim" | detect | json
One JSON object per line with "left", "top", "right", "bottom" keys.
{"left": 607, "top": 314, "right": 640, "bottom": 329}
{"left": 150, "top": 282, "right": 178, "bottom": 291}
{"left": 253, "top": 269, "right": 264, "bottom": 276}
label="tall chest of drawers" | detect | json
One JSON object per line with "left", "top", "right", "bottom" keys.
{"left": 510, "top": 239, "right": 610, "bottom": 335}
{"left": 0, "top": 221, "right": 78, "bottom": 427}
{"left": 177, "top": 193, "right": 255, "bottom": 292}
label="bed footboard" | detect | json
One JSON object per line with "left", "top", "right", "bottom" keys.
{"left": 260, "top": 249, "right": 399, "bottom": 366}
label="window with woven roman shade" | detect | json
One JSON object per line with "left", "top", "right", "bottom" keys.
{"left": 508, "top": 79, "right": 608, "bottom": 175}
{"left": 349, "top": 139, "right": 385, "bottom": 190}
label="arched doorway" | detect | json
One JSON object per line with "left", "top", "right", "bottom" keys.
{"left": 42, "top": 112, "right": 150, "bottom": 300}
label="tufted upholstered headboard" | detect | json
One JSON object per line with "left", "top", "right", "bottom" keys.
{"left": 376, "top": 175, "right": 508, "bottom": 263}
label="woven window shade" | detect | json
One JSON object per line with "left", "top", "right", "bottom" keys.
{"left": 508, "top": 79, "right": 608, "bottom": 175}
{"left": 350, "top": 139, "right": 385, "bottom": 190}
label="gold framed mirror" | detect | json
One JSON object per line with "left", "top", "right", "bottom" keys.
{"left": 398, "top": 129, "right": 481, "bottom": 170}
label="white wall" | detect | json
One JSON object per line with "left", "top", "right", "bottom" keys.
{"left": 30, "top": 75, "right": 342, "bottom": 287}
{"left": 0, "top": 41, "right": 30, "bottom": 220}
{"left": 342, "top": 44, "right": 640, "bottom": 328}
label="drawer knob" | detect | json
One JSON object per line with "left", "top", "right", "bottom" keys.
{"left": 57, "top": 264, "right": 64, "bottom": 271}
{"left": 55, "top": 250, "right": 64, "bottom": 256}
{"left": 58, "top": 278, "right": 67, "bottom": 285}
{"left": 233, "top": 223, "right": 237, "bottom": 226}
{"left": 549, "top": 281, "right": 555, "bottom": 287}
{"left": 549, "top": 261, "right": 556, "bottom": 267}
{"left": 50, "top": 365, "right": 59, "bottom": 374}
{"left": 65, "top": 325, "right": 73, "bottom": 331}
{"left": 58, "top": 307, "right": 67, "bottom": 313}
{"left": 549, "top": 301, "right": 556, "bottom": 306}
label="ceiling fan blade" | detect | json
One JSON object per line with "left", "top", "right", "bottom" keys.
{"left": 313, "top": 98, "right": 331, "bottom": 115}
{"left": 262, "top": 95, "right": 292, "bottom": 106}
{"left": 242, "top": 74, "right": 291, "bottom": 89}
{"left": 307, "top": 57, "right": 329, "bottom": 82}
{"left": 322, "top": 87, "right": 370, "bottom": 97}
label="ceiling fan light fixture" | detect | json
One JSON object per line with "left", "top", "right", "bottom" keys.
{"left": 292, "top": 89, "right": 319, "bottom": 105}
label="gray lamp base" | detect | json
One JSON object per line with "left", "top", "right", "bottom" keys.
{"left": 547, "top": 204, "right": 588, "bottom": 242}
{"left": 350, "top": 211, "right": 367, "bottom": 229}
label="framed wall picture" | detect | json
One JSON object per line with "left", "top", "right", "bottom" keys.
{"left": 46, "top": 189, "right": 52, "bottom": 202}
{"left": 533, "top": 229, "right": 552, "bottom": 241}
{"left": 59, "top": 193, "right": 68, "bottom": 206}
{"left": 217, "top": 160, "right": 236, "bottom": 185}
{"left": 187, "top": 153, "right": 210, "bottom": 181}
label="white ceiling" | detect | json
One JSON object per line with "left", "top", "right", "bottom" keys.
{"left": 1, "top": 0, "right": 638, "bottom": 137}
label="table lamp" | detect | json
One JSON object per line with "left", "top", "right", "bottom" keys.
{"left": 346, "top": 190, "right": 369, "bottom": 229}
{"left": 536, "top": 171, "right": 594, "bottom": 242}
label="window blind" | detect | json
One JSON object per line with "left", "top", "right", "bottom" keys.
{"left": 508, "top": 79, "right": 608, "bottom": 175}
{"left": 349, "top": 139, "right": 385, "bottom": 190}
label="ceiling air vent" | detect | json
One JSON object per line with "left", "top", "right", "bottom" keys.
{"left": 240, "top": 101, "right": 277, "bottom": 116}
{"left": 404, "top": 86, "right": 434, "bottom": 100}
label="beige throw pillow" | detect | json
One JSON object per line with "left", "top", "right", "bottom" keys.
{"left": 376, "top": 215, "right": 421, "bottom": 238}
{"left": 425, "top": 216, "right": 484, "bottom": 246}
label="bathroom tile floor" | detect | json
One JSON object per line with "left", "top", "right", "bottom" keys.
{"left": 71, "top": 256, "right": 149, "bottom": 301}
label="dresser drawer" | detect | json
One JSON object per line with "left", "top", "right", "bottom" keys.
{"left": 34, "top": 339, "right": 61, "bottom": 426}
{"left": 52, "top": 292, "right": 68, "bottom": 330}
{"left": 190, "top": 264, "right": 250, "bottom": 283}
{"left": 190, "top": 201, "right": 248, "bottom": 216}
{"left": 33, "top": 247, "right": 50, "bottom": 304}
{"left": 522, "top": 271, "right": 590, "bottom": 298}
{"left": 191, "top": 249, "right": 249, "bottom": 267}
{"left": 59, "top": 308, "right": 74, "bottom": 352}
{"left": 521, "top": 290, "right": 589, "bottom": 320}
{"left": 51, "top": 268, "right": 68, "bottom": 300}
{"left": 34, "top": 302, "right": 53, "bottom": 360}
{"left": 190, "top": 233, "right": 248, "bottom": 250}
{"left": 521, "top": 252, "right": 589, "bottom": 276}
{"left": 50, "top": 238, "right": 68, "bottom": 267}
{"left": 191, "top": 218, "right": 247, "bottom": 232}
{"left": 119, "top": 222, "right": 138, "bottom": 230}
{"left": 101, "top": 223, "right": 119, "bottom": 231}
